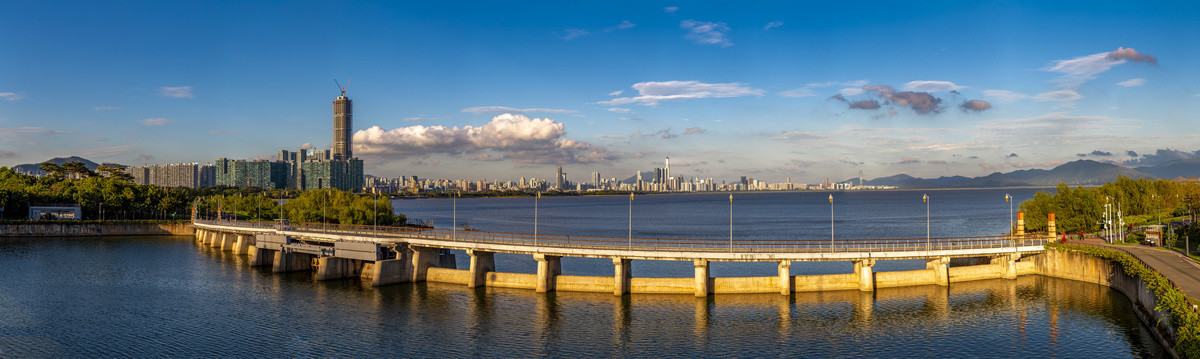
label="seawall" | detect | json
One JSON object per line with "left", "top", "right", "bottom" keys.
{"left": 1034, "top": 248, "right": 1177, "bottom": 354}
{"left": 0, "top": 222, "right": 194, "bottom": 237}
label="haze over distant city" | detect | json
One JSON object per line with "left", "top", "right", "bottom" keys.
{"left": 2, "top": 1, "right": 1199, "bottom": 184}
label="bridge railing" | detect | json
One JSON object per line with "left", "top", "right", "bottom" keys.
{"left": 195, "top": 219, "right": 1049, "bottom": 253}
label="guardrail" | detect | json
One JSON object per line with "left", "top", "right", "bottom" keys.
{"left": 196, "top": 219, "right": 1049, "bottom": 254}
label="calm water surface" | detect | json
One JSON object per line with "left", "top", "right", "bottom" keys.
{"left": 0, "top": 190, "right": 1166, "bottom": 357}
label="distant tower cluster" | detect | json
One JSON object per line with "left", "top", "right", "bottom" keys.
{"left": 332, "top": 79, "right": 353, "bottom": 161}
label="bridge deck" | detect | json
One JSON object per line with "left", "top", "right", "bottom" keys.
{"left": 195, "top": 220, "right": 1047, "bottom": 261}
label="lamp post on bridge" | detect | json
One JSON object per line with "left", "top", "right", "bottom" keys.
{"left": 729, "top": 193, "right": 734, "bottom": 253}
{"left": 829, "top": 194, "right": 834, "bottom": 252}
{"left": 1005, "top": 193, "right": 1013, "bottom": 241}
{"left": 534, "top": 192, "right": 540, "bottom": 249}
{"left": 923, "top": 194, "right": 930, "bottom": 249}
{"left": 453, "top": 191, "right": 459, "bottom": 241}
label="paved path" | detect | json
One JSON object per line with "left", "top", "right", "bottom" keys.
{"left": 1072, "top": 239, "right": 1200, "bottom": 301}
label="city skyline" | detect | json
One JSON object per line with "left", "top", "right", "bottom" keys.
{"left": 2, "top": 1, "right": 1200, "bottom": 184}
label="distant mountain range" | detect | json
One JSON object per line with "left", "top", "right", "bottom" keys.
{"left": 12, "top": 156, "right": 103, "bottom": 177}
{"left": 7, "top": 156, "right": 1200, "bottom": 189}
{"left": 848, "top": 159, "right": 1189, "bottom": 189}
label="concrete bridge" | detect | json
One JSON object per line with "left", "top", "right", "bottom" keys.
{"left": 191, "top": 214, "right": 1055, "bottom": 297}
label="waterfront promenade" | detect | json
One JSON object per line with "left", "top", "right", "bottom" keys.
{"left": 1077, "top": 239, "right": 1200, "bottom": 300}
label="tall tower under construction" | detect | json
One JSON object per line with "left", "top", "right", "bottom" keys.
{"left": 332, "top": 87, "right": 353, "bottom": 160}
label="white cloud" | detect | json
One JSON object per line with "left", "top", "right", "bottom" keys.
{"left": 1033, "top": 90, "right": 1082, "bottom": 102}
{"left": 683, "top": 127, "right": 707, "bottom": 135}
{"left": 159, "top": 86, "right": 194, "bottom": 98}
{"left": 0, "top": 92, "right": 24, "bottom": 101}
{"left": 664, "top": 6, "right": 679, "bottom": 13}
{"left": 1117, "top": 78, "right": 1146, "bottom": 87}
{"left": 840, "top": 87, "right": 864, "bottom": 96}
{"left": 461, "top": 106, "right": 576, "bottom": 114}
{"left": 973, "top": 112, "right": 1136, "bottom": 143}
{"left": 680, "top": 20, "right": 732, "bottom": 47}
{"left": 78, "top": 145, "right": 135, "bottom": 158}
{"left": 982, "top": 89, "right": 1028, "bottom": 103}
{"left": 779, "top": 80, "right": 866, "bottom": 98}
{"left": 600, "top": 81, "right": 763, "bottom": 106}
{"left": 608, "top": 90, "right": 624, "bottom": 96}
{"left": 763, "top": 21, "right": 783, "bottom": 30}
{"left": 606, "top": 20, "right": 636, "bottom": 32}
{"left": 353, "top": 113, "right": 618, "bottom": 164}
{"left": 1043, "top": 48, "right": 1155, "bottom": 89}
{"left": 557, "top": 28, "right": 590, "bottom": 40}
{"left": 902, "top": 81, "right": 962, "bottom": 92}
{"left": 140, "top": 118, "right": 175, "bottom": 126}
{"left": 93, "top": 106, "right": 122, "bottom": 111}
{"left": 0, "top": 127, "right": 74, "bottom": 141}
{"left": 606, "top": 107, "right": 631, "bottom": 113}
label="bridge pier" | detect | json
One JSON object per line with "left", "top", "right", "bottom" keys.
{"left": 233, "top": 234, "right": 253, "bottom": 255}
{"left": 927, "top": 256, "right": 949, "bottom": 286}
{"left": 613, "top": 258, "right": 631, "bottom": 296}
{"left": 203, "top": 231, "right": 215, "bottom": 245}
{"left": 534, "top": 254, "right": 561, "bottom": 293}
{"left": 194, "top": 229, "right": 205, "bottom": 243}
{"left": 410, "top": 246, "right": 440, "bottom": 282}
{"left": 854, "top": 259, "right": 875, "bottom": 291}
{"left": 220, "top": 233, "right": 237, "bottom": 252}
{"left": 778, "top": 261, "right": 792, "bottom": 295}
{"left": 209, "top": 232, "right": 224, "bottom": 248}
{"left": 312, "top": 257, "right": 363, "bottom": 280}
{"left": 248, "top": 246, "right": 273, "bottom": 266}
{"left": 362, "top": 259, "right": 408, "bottom": 286}
{"left": 272, "top": 250, "right": 313, "bottom": 273}
{"left": 467, "top": 250, "right": 495, "bottom": 288}
{"left": 994, "top": 253, "right": 1020, "bottom": 279}
{"left": 694, "top": 259, "right": 710, "bottom": 297}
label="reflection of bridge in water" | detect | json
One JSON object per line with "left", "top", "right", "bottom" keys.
{"left": 192, "top": 212, "right": 1059, "bottom": 297}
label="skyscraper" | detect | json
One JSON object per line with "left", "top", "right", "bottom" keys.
{"left": 664, "top": 156, "right": 670, "bottom": 191}
{"left": 556, "top": 166, "right": 565, "bottom": 190}
{"left": 332, "top": 90, "right": 353, "bottom": 161}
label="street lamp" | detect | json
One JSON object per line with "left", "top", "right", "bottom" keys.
{"left": 729, "top": 193, "right": 734, "bottom": 253}
{"left": 453, "top": 191, "right": 458, "bottom": 241}
{"left": 829, "top": 194, "right": 834, "bottom": 251}
{"left": 923, "top": 194, "right": 930, "bottom": 249}
{"left": 628, "top": 192, "right": 634, "bottom": 250}
{"left": 1005, "top": 194, "right": 1013, "bottom": 240}
{"left": 534, "top": 192, "right": 540, "bottom": 248}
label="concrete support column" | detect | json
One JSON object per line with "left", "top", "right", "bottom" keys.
{"left": 613, "top": 258, "right": 631, "bottom": 296}
{"left": 233, "top": 234, "right": 252, "bottom": 255}
{"left": 1000, "top": 253, "right": 1020, "bottom": 279}
{"left": 362, "top": 259, "right": 408, "bottom": 286}
{"left": 926, "top": 256, "right": 949, "bottom": 286}
{"left": 466, "top": 250, "right": 495, "bottom": 288}
{"left": 248, "top": 246, "right": 273, "bottom": 266}
{"left": 854, "top": 259, "right": 875, "bottom": 292}
{"left": 220, "top": 233, "right": 236, "bottom": 252}
{"left": 1047, "top": 213, "right": 1057, "bottom": 241}
{"left": 203, "top": 231, "right": 214, "bottom": 245}
{"left": 209, "top": 232, "right": 223, "bottom": 248}
{"left": 194, "top": 229, "right": 205, "bottom": 243}
{"left": 272, "top": 250, "right": 313, "bottom": 273}
{"left": 410, "top": 246, "right": 439, "bottom": 282}
{"left": 693, "top": 259, "right": 710, "bottom": 298}
{"left": 534, "top": 254, "right": 561, "bottom": 293}
{"left": 313, "top": 257, "right": 362, "bottom": 280}
{"left": 778, "top": 261, "right": 792, "bottom": 295}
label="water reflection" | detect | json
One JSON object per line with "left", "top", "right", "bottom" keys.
{"left": 0, "top": 237, "right": 1167, "bottom": 357}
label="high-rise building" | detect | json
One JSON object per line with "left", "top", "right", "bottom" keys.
{"left": 591, "top": 171, "right": 601, "bottom": 188}
{"left": 555, "top": 166, "right": 565, "bottom": 190}
{"left": 664, "top": 157, "right": 671, "bottom": 191}
{"left": 303, "top": 159, "right": 364, "bottom": 191}
{"left": 214, "top": 158, "right": 290, "bottom": 189}
{"left": 332, "top": 90, "right": 353, "bottom": 161}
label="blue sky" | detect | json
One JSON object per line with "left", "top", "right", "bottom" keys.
{"left": 2, "top": 1, "right": 1198, "bottom": 183}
